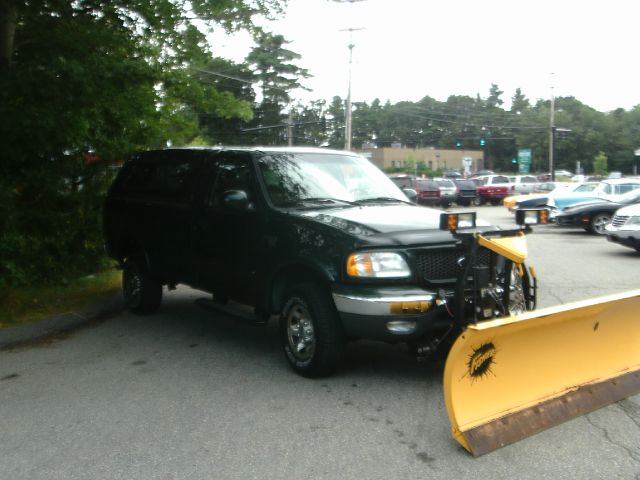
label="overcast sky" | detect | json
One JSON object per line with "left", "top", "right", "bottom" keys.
{"left": 213, "top": 0, "right": 640, "bottom": 112}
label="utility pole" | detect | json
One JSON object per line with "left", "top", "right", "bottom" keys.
{"left": 334, "top": 0, "right": 366, "bottom": 151}
{"left": 287, "top": 109, "right": 293, "bottom": 146}
{"left": 340, "top": 27, "right": 364, "bottom": 151}
{"left": 549, "top": 75, "right": 556, "bottom": 181}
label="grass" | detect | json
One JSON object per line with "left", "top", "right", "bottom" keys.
{"left": 0, "top": 268, "right": 122, "bottom": 329}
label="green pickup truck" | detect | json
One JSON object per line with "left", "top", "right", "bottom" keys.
{"left": 104, "top": 147, "right": 536, "bottom": 377}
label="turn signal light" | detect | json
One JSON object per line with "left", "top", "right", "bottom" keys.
{"left": 439, "top": 212, "right": 476, "bottom": 231}
{"left": 515, "top": 208, "right": 549, "bottom": 226}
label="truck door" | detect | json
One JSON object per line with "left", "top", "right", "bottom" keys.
{"left": 192, "top": 153, "right": 265, "bottom": 304}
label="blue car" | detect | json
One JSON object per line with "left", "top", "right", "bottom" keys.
{"left": 547, "top": 179, "right": 640, "bottom": 219}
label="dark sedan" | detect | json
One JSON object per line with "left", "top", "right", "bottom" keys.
{"left": 555, "top": 189, "right": 640, "bottom": 234}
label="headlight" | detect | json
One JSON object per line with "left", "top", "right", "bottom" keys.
{"left": 626, "top": 216, "right": 640, "bottom": 226}
{"left": 347, "top": 252, "right": 411, "bottom": 278}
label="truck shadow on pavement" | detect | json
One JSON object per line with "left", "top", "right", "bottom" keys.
{"left": 126, "top": 292, "right": 443, "bottom": 384}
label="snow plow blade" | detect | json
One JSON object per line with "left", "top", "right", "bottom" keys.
{"left": 443, "top": 289, "right": 640, "bottom": 456}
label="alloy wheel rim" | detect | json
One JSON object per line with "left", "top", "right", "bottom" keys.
{"left": 509, "top": 269, "right": 526, "bottom": 315}
{"left": 593, "top": 216, "right": 609, "bottom": 234}
{"left": 286, "top": 303, "right": 315, "bottom": 362}
{"left": 124, "top": 266, "right": 142, "bottom": 308}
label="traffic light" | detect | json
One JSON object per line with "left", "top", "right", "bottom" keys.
{"left": 511, "top": 158, "right": 517, "bottom": 164}
{"left": 455, "top": 140, "right": 462, "bottom": 148}
{"left": 479, "top": 136, "right": 486, "bottom": 147}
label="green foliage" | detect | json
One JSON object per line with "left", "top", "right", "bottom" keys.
{"left": 0, "top": 0, "right": 285, "bottom": 287}
{"left": 403, "top": 154, "right": 417, "bottom": 174}
{"left": 593, "top": 151, "right": 608, "bottom": 176}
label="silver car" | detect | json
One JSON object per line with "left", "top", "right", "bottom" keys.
{"left": 434, "top": 178, "right": 457, "bottom": 207}
{"left": 605, "top": 203, "right": 640, "bottom": 253}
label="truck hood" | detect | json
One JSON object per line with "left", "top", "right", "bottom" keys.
{"left": 299, "top": 204, "right": 443, "bottom": 234}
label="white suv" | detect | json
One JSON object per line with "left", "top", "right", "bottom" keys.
{"left": 508, "top": 175, "right": 539, "bottom": 194}
{"left": 605, "top": 203, "right": 640, "bottom": 253}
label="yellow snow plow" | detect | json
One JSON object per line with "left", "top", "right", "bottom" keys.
{"left": 440, "top": 211, "right": 640, "bottom": 456}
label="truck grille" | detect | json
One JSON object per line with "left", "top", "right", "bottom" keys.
{"left": 611, "top": 215, "right": 629, "bottom": 227}
{"left": 415, "top": 247, "right": 494, "bottom": 282}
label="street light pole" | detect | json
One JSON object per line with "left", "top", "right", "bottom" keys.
{"left": 549, "top": 86, "right": 556, "bottom": 181}
{"left": 340, "top": 27, "right": 363, "bottom": 151}
{"left": 345, "top": 40, "right": 354, "bottom": 151}
{"left": 334, "top": 0, "right": 366, "bottom": 151}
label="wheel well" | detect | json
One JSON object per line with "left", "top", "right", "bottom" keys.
{"left": 118, "top": 239, "right": 146, "bottom": 265}
{"left": 269, "top": 265, "right": 331, "bottom": 315}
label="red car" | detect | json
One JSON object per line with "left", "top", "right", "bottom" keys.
{"left": 388, "top": 175, "right": 441, "bottom": 207}
{"left": 472, "top": 175, "right": 515, "bottom": 205}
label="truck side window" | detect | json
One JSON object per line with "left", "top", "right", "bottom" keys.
{"left": 117, "top": 162, "right": 157, "bottom": 195}
{"left": 208, "top": 161, "right": 254, "bottom": 210}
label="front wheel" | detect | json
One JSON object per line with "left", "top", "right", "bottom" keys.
{"left": 590, "top": 213, "right": 611, "bottom": 235}
{"left": 122, "top": 254, "right": 163, "bottom": 315}
{"left": 280, "top": 283, "right": 345, "bottom": 377}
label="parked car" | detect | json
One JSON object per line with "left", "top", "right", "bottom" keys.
{"left": 442, "top": 170, "right": 462, "bottom": 179}
{"left": 389, "top": 174, "right": 441, "bottom": 206}
{"left": 548, "top": 179, "right": 640, "bottom": 216}
{"left": 452, "top": 179, "right": 478, "bottom": 206}
{"left": 472, "top": 174, "right": 514, "bottom": 205}
{"left": 605, "top": 203, "right": 640, "bottom": 252}
{"left": 470, "top": 170, "right": 495, "bottom": 177}
{"left": 414, "top": 178, "right": 442, "bottom": 206}
{"left": 433, "top": 178, "right": 457, "bottom": 207}
{"left": 555, "top": 189, "right": 640, "bottom": 234}
{"left": 508, "top": 175, "right": 539, "bottom": 194}
{"left": 103, "top": 146, "right": 534, "bottom": 377}
{"left": 508, "top": 182, "right": 596, "bottom": 211}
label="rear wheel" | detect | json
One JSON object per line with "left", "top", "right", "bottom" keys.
{"left": 122, "top": 254, "right": 162, "bottom": 314}
{"left": 280, "top": 283, "right": 345, "bottom": 377}
{"left": 590, "top": 213, "right": 611, "bottom": 235}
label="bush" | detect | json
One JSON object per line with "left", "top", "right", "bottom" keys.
{"left": 0, "top": 163, "right": 116, "bottom": 288}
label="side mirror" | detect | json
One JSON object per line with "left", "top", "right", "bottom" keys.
{"left": 222, "top": 189, "right": 250, "bottom": 210}
{"left": 403, "top": 188, "right": 418, "bottom": 203}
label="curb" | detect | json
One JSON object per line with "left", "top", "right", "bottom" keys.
{"left": 0, "top": 294, "right": 125, "bottom": 350}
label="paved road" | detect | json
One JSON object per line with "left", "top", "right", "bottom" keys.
{"left": 1, "top": 206, "right": 639, "bottom": 480}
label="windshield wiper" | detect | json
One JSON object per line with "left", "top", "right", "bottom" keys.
{"left": 354, "top": 197, "right": 411, "bottom": 205}
{"left": 279, "top": 197, "right": 358, "bottom": 208}
{"left": 302, "top": 197, "right": 359, "bottom": 205}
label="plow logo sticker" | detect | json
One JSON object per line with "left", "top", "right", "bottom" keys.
{"left": 466, "top": 342, "right": 497, "bottom": 382}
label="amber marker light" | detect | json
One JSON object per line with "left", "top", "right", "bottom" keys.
{"left": 439, "top": 212, "right": 476, "bottom": 231}
{"left": 516, "top": 208, "right": 548, "bottom": 225}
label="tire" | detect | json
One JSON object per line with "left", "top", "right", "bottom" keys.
{"left": 472, "top": 197, "right": 483, "bottom": 206}
{"left": 590, "top": 213, "right": 611, "bottom": 235}
{"left": 279, "top": 283, "right": 346, "bottom": 377}
{"left": 508, "top": 267, "right": 527, "bottom": 315}
{"left": 122, "top": 254, "right": 163, "bottom": 315}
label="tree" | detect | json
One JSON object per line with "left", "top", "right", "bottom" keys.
{"left": 593, "top": 151, "right": 608, "bottom": 176}
{"left": 245, "top": 31, "right": 310, "bottom": 144}
{"left": 511, "top": 88, "right": 530, "bottom": 113}
{"left": 487, "top": 83, "right": 504, "bottom": 109}
{"left": 0, "top": 0, "right": 286, "bottom": 286}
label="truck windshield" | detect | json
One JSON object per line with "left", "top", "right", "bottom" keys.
{"left": 258, "top": 152, "right": 407, "bottom": 207}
